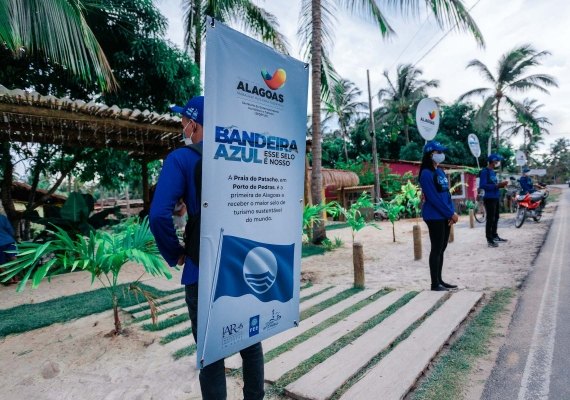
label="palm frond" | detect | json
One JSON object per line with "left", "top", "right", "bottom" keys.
{"left": 0, "top": 0, "right": 116, "bottom": 91}
{"left": 336, "top": 0, "right": 394, "bottom": 36}
{"left": 465, "top": 59, "right": 496, "bottom": 83}
{"left": 457, "top": 87, "right": 493, "bottom": 102}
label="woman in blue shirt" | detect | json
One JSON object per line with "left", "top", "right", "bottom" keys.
{"left": 418, "top": 141, "right": 459, "bottom": 291}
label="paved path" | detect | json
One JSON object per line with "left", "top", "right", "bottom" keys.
{"left": 483, "top": 185, "right": 570, "bottom": 400}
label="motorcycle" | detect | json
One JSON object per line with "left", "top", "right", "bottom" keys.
{"left": 514, "top": 189, "right": 548, "bottom": 228}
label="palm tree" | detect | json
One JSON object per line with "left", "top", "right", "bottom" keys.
{"left": 459, "top": 44, "right": 558, "bottom": 151}
{"left": 378, "top": 64, "right": 439, "bottom": 144}
{"left": 183, "top": 0, "right": 290, "bottom": 71}
{"left": 0, "top": 0, "right": 115, "bottom": 90}
{"left": 322, "top": 79, "right": 367, "bottom": 161}
{"left": 503, "top": 98, "right": 551, "bottom": 159}
{"left": 302, "top": 0, "right": 484, "bottom": 243}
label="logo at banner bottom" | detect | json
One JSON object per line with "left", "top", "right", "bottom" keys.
{"left": 214, "top": 235, "right": 294, "bottom": 303}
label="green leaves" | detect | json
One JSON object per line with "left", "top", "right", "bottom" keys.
{"left": 0, "top": 218, "right": 170, "bottom": 292}
{"left": 333, "top": 192, "right": 378, "bottom": 242}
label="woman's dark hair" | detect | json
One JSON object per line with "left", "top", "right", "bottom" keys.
{"left": 418, "top": 151, "right": 435, "bottom": 180}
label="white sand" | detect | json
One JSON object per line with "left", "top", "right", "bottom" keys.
{"left": 0, "top": 200, "right": 556, "bottom": 399}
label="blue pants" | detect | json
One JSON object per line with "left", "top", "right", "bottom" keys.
{"left": 185, "top": 284, "right": 265, "bottom": 400}
{"left": 0, "top": 242, "right": 16, "bottom": 265}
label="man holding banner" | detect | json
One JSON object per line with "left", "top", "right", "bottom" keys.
{"left": 150, "top": 96, "right": 265, "bottom": 400}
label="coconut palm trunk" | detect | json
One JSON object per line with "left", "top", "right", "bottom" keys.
{"left": 310, "top": 0, "right": 326, "bottom": 243}
{"left": 495, "top": 96, "right": 501, "bottom": 151}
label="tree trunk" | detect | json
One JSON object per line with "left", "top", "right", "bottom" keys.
{"left": 353, "top": 242, "right": 365, "bottom": 289}
{"left": 141, "top": 158, "right": 150, "bottom": 215}
{"left": 310, "top": 0, "right": 326, "bottom": 244}
{"left": 112, "top": 294, "right": 122, "bottom": 334}
{"left": 404, "top": 122, "right": 410, "bottom": 145}
{"left": 24, "top": 145, "right": 48, "bottom": 240}
{"left": 495, "top": 98, "right": 501, "bottom": 152}
{"left": 193, "top": 2, "right": 202, "bottom": 73}
{"left": 392, "top": 223, "right": 396, "bottom": 243}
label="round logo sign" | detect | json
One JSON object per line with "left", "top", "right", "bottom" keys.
{"left": 515, "top": 150, "right": 527, "bottom": 166}
{"left": 415, "top": 98, "right": 440, "bottom": 141}
{"left": 467, "top": 134, "right": 481, "bottom": 158}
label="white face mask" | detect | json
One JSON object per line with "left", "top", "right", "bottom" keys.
{"left": 432, "top": 153, "right": 445, "bottom": 165}
{"left": 494, "top": 161, "right": 501, "bottom": 168}
{"left": 181, "top": 120, "right": 194, "bottom": 145}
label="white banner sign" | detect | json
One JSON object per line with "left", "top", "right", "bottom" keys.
{"left": 415, "top": 98, "right": 440, "bottom": 141}
{"left": 515, "top": 150, "right": 527, "bottom": 166}
{"left": 197, "top": 18, "right": 308, "bottom": 368}
{"left": 467, "top": 134, "right": 481, "bottom": 158}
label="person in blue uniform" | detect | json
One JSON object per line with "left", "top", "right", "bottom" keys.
{"left": 519, "top": 166, "right": 544, "bottom": 195}
{"left": 419, "top": 141, "right": 459, "bottom": 291}
{"left": 479, "top": 154, "right": 509, "bottom": 247}
{"left": 149, "top": 96, "right": 264, "bottom": 400}
{"left": 0, "top": 211, "right": 18, "bottom": 284}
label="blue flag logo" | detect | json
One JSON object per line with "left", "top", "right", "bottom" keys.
{"left": 214, "top": 235, "right": 294, "bottom": 303}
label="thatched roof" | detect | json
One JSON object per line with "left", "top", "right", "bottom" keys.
{"left": 0, "top": 85, "right": 182, "bottom": 158}
{"left": 309, "top": 167, "right": 359, "bottom": 188}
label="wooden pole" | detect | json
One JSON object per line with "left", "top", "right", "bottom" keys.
{"left": 353, "top": 242, "right": 365, "bottom": 288}
{"left": 469, "top": 209, "right": 475, "bottom": 228}
{"left": 141, "top": 158, "right": 150, "bottom": 213}
{"left": 413, "top": 224, "right": 422, "bottom": 260}
{"left": 448, "top": 224, "right": 455, "bottom": 243}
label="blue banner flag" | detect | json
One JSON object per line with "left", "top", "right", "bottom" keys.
{"left": 214, "top": 235, "right": 294, "bottom": 303}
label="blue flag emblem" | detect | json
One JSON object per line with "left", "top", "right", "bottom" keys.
{"left": 214, "top": 235, "right": 294, "bottom": 303}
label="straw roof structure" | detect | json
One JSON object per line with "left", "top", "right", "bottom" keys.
{"left": 308, "top": 167, "right": 359, "bottom": 189}
{"left": 0, "top": 85, "right": 181, "bottom": 158}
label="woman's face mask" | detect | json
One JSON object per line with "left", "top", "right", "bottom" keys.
{"left": 432, "top": 153, "right": 445, "bottom": 165}
{"left": 494, "top": 161, "right": 501, "bottom": 168}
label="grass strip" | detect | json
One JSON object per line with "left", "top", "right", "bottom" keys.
{"left": 300, "top": 287, "right": 369, "bottom": 321}
{"left": 131, "top": 301, "right": 187, "bottom": 323}
{"left": 329, "top": 292, "right": 448, "bottom": 400}
{"left": 0, "top": 283, "right": 180, "bottom": 337}
{"left": 301, "top": 243, "right": 326, "bottom": 258}
{"left": 326, "top": 223, "right": 350, "bottom": 231}
{"left": 126, "top": 293, "right": 185, "bottom": 314}
{"left": 266, "top": 289, "right": 394, "bottom": 365}
{"left": 173, "top": 344, "right": 197, "bottom": 360}
{"left": 267, "top": 291, "right": 418, "bottom": 397}
{"left": 161, "top": 326, "right": 194, "bottom": 345}
{"left": 142, "top": 313, "right": 189, "bottom": 332}
{"left": 300, "top": 281, "right": 313, "bottom": 290}
{"left": 411, "top": 289, "right": 514, "bottom": 400}
{"left": 299, "top": 286, "right": 332, "bottom": 303}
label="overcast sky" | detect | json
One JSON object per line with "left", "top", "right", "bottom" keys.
{"left": 156, "top": 0, "right": 569, "bottom": 154}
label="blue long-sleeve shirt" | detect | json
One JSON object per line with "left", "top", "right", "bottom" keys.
{"left": 420, "top": 168, "right": 455, "bottom": 221}
{"left": 479, "top": 167, "right": 500, "bottom": 199}
{"left": 149, "top": 144, "right": 202, "bottom": 285}
{"left": 519, "top": 176, "right": 535, "bottom": 194}
{"left": 0, "top": 215, "right": 15, "bottom": 247}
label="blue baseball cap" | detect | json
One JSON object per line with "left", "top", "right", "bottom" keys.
{"left": 487, "top": 153, "right": 504, "bottom": 162}
{"left": 170, "top": 96, "right": 204, "bottom": 126}
{"left": 423, "top": 140, "right": 447, "bottom": 154}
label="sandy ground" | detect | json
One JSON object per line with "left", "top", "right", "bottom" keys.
{"left": 0, "top": 196, "right": 558, "bottom": 400}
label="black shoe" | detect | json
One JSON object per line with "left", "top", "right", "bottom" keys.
{"left": 494, "top": 237, "right": 508, "bottom": 243}
{"left": 441, "top": 281, "right": 458, "bottom": 289}
{"left": 431, "top": 284, "right": 449, "bottom": 292}
{"left": 488, "top": 241, "right": 498, "bottom": 248}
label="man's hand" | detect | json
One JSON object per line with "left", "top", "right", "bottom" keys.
{"left": 498, "top": 181, "right": 509, "bottom": 188}
{"left": 449, "top": 213, "right": 459, "bottom": 226}
{"left": 177, "top": 254, "right": 186, "bottom": 266}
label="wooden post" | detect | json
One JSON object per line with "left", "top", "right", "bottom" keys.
{"left": 448, "top": 224, "right": 455, "bottom": 243}
{"left": 321, "top": 187, "right": 327, "bottom": 221}
{"left": 353, "top": 242, "right": 365, "bottom": 288}
{"left": 469, "top": 209, "right": 475, "bottom": 228}
{"left": 141, "top": 158, "right": 150, "bottom": 213}
{"left": 413, "top": 224, "right": 422, "bottom": 260}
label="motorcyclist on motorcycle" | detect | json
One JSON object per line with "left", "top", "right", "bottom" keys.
{"left": 519, "top": 166, "right": 545, "bottom": 195}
